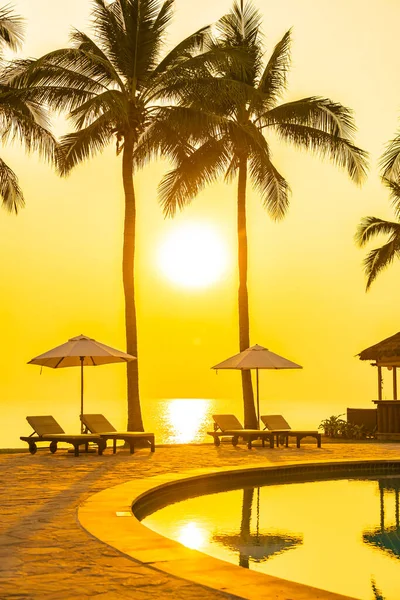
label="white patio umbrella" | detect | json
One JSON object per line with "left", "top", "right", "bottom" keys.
{"left": 212, "top": 344, "right": 302, "bottom": 427}
{"left": 28, "top": 334, "right": 136, "bottom": 432}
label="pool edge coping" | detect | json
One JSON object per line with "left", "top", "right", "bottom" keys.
{"left": 78, "top": 458, "right": 400, "bottom": 600}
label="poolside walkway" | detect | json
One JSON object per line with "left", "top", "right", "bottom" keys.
{"left": 2, "top": 441, "right": 400, "bottom": 600}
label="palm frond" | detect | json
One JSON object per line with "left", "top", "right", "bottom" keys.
{"left": 91, "top": 0, "right": 129, "bottom": 77}
{"left": 248, "top": 151, "right": 290, "bottom": 220}
{"left": 147, "top": 0, "right": 175, "bottom": 67}
{"left": 70, "top": 30, "right": 126, "bottom": 91}
{"left": 57, "top": 113, "right": 115, "bottom": 175}
{"left": 380, "top": 131, "right": 400, "bottom": 180}
{"left": 133, "top": 116, "right": 191, "bottom": 168}
{"left": 215, "top": 1, "right": 262, "bottom": 86}
{"left": 149, "top": 104, "right": 227, "bottom": 145}
{"left": 256, "top": 29, "right": 291, "bottom": 110}
{"left": 382, "top": 176, "right": 400, "bottom": 218}
{"left": 158, "top": 138, "right": 229, "bottom": 216}
{"left": 152, "top": 0, "right": 175, "bottom": 35}
{"left": 263, "top": 97, "right": 358, "bottom": 139}
{"left": 0, "top": 103, "right": 56, "bottom": 163}
{"left": 4, "top": 52, "right": 114, "bottom": 93}
{"left": 69, "top": 89, "right": 127, "bottom": 130}
{"left": 0, "top": 85, "right": 51, "bottom": 127}
{"left": 355, "top": 216, "right": 400, "bottom": 247}
{"left": 152, "top": 25, "right": 210, "bottom": 76}
{"left": 224, "top": 154, "right": 240, "bottom": 182}
{"left": 0, "top": 5, "right": 24, "bottom": 53}
{"left": 363, "top": 237, "right": 400, "bottom": 290}
{"left": 217, "top": 1, "right": 262, "bottom": 48}
{"left": 0, "top": 156, "right": 23, "bottom": 213}
{"left": 274, "top": 121, "right": 368, "bottom": 184}
{"left": 148, "top": 71, "right": 262, "bottom": 115}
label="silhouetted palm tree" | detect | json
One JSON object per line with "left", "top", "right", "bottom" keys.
{"left": 157, "top": 1, "right": 368, "bottom": 427}
{"left": 355, "top": 177, "right": 400, "bottom": 290}
{"left": 8, "top": 0, "right": 230, "bottom": 430}
{"left": 0, "top": 5, "right": 55, "bottom": 213}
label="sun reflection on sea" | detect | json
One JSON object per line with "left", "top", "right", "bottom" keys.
{"left": 162, "top": 398, "right": 210, "bottom": 444}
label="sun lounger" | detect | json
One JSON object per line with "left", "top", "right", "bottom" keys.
{"left": 261, "top": 414, "right": 321, "bottom": 448}
{"left": 20, "top": 416, "right": 106, "bottom": 457}
{"left": 80, "top": 414, "right": 155, "bottom": 454}
{"left": 207, "top": 414, "right": 275, "bottom": 449}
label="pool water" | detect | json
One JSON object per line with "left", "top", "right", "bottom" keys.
{"left": 143, "top": 475, "right": 400, "bottom": 600}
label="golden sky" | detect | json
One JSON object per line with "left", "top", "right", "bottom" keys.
{"left": 2, "top": 0, "right": 400, "bottom": 443}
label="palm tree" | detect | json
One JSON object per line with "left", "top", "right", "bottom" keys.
{"left": 0, "top": 5, "right": 55, "bottom": 213}
{"left": 355, "top": 177, "right": 400, "bottom": 290}
{"left": 7, "top": 0, "right": 233, "bottom": 430}
{"left": 157, "top": 0, "right": 368, "bottom": 428}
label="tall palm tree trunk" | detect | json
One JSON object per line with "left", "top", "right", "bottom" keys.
{"left": 122, "top": 133, "right": 144, "bottom": 431}
{"left": 239, "top": 487, "right": 254, "bottom": 568}
{"left": 237, "top": 156, "right": 257, "bottom": 429}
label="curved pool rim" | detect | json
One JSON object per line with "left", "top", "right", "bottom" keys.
{"left": 78, "top": 459, "right": 400, "bottom": 600}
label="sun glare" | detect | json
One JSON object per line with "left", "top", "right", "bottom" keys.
{"left": 177, "top": 522, "right": 207, "bottom": 550}
{"left": 157, "top": 224, "right": 229, "bottom": 288}
{"left": 164, "top": 399, "right": 209, "bottom": 444}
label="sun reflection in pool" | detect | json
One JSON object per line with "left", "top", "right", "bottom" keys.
{"left": 163, "top": 398, "right": 210, "bottom": 444}
{"left": 177, "top": 522, "right": 207, "bottom": 550}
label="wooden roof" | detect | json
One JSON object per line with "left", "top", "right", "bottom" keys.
{"left": 358, "top": 332, "right": 400, "bottom": 361}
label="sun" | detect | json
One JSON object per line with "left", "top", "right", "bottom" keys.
{"left": 158, "top": 223, "right": 229, "bottom": 288}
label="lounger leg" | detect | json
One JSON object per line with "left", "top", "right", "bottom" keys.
{"left": 232, "top": 435, "right": 239, "bottom": 447}
{"left": 98, "top": 440, "right": 106, "bottom": 456}
{"left": 247, "top": 437, "right": 253, "bottom": 449}
{"left": 297, "top": 436, "right": 301, "bottom": 448}
{"left": 213, "top": 435, "right": 221, "bottom": 447}
{"left": 317, "top": 434, "right": 322, "bottom": 448}
{"left": 73, "top": 443, "right": 80, "bottom": 457}
{"left": 28, "top": 442, "right": 37, "bottom": 455}
{"left": 150, "top": 438, "right": 155, "bottom": 452}
{"left": 113, "top": 439, "right": 117, "bottom": 454}
{"left": 285, "top": 436, "right": 289, "bottom": 448}
{"left": 49, "top": 441, "right": 58, "bottom": 454}
{"left": 84, "top": 442, "right": 89, "bottom": 453}
{"left": 129, "top": 441, "right": 135, "bottom": 454}
{"left": 269, "top": 436, "right": 274, "bottom": 449}
{"left": 262, "top": 438, "right": 265, "bottom": 447}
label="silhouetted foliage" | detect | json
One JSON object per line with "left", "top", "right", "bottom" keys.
{"left": 0, "top": 5, "right": 55, "bottom": 213}
{"left": 7, "top": 0, "right": 233, "bottom": 428}
{"left": 355, "top": 177, "right": 400, "bottom": 290}
{"left": 158, "top": 0, "right": 368, "bottom": 427}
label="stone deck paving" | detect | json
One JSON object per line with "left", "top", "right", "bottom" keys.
{"left": 1, "top": 441, "right": 400, "bottom": 600}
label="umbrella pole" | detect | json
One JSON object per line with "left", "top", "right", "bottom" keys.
{"left": 256, "top": 368, "right": 260, "bottom": 428}
{"left": 80, "top": 356, "right": 84, "bottom": 434}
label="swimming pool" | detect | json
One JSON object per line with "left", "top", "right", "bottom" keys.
{"left": 143, "top": 472, "right": 400, "bottom": 600}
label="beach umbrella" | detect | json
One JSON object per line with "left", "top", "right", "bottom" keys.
{"left": 212, "top": 344, "right": 302, "bottom": 427}
{"left": 28, "top": 334, "right": 136, "bottom": 432}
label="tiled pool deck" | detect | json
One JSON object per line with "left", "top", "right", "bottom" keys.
{"left": 2, "top": 441, "right": 400, "bottom": 599}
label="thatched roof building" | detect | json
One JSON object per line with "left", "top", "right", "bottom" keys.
{"left": 358, "top": 332, "right": 400, "bottom": 363}
{"left": 358, "top": 331, "right": 400, "bottom": 405}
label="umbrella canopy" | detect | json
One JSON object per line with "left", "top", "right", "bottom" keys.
{"left": 213, "top": 531, "right": 303, "bottom": 563}
{"left": 28, "top": 334, "right": 136, "bottom": 432}
{"left": 212, "top": 344, "right": 302, "bottom": 427}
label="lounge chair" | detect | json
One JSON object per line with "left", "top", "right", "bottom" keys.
{"left": 261, "top": 415, "right": 321, "bottom": 448}
{"left": 207, "top": 414, "right": 275, "bottom": 449}
{"left": 80, "top": 414, "right": 155, "bottom": 454}
{"left": 20, "top": 416, "right": 106, "bottom": 457}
